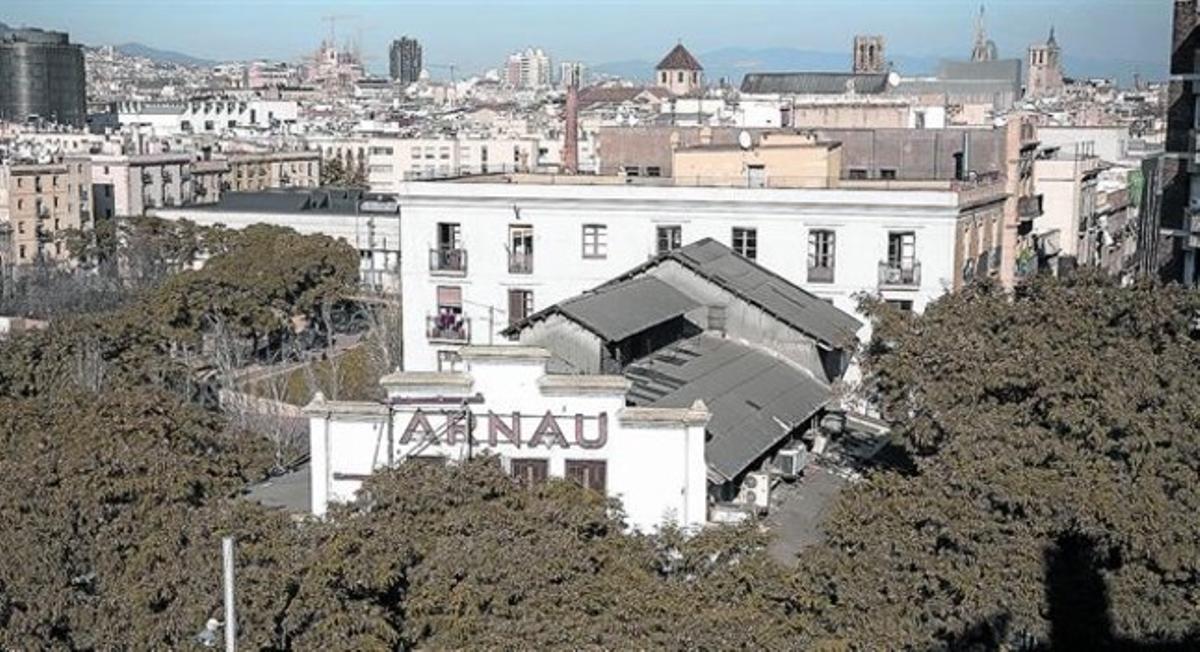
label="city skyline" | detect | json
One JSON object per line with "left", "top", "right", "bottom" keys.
{"left": 3, "top": 0, "right": 1170, "bottom": 79}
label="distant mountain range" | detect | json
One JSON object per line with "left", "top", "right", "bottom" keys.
{"left": 594, "top": 46, "right": 1164, "bottom": 86}
{"left": 112, "top": 42, "right": 216, "bottom": 67}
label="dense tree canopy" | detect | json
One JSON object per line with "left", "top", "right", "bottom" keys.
{"left": 3, "top": 244, "right": 1200, "bottom": 649}
{"left": 789, "top": 276, "right": 1200, "bottom": 649}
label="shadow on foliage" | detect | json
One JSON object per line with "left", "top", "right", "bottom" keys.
{"left": 936, "top": 533, "right": 1200, "bottom": 651}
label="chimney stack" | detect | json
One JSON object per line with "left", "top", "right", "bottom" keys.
{"left": 563, "top": 81, "right": 580, "bottom": 174}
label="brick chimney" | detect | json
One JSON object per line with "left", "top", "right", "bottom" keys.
{"left": 563, "top": 81, "right": 579, "bottom": 174}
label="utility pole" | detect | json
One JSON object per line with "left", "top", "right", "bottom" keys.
{"left": 223, "top": 536, "right": 237, "bottom": 652}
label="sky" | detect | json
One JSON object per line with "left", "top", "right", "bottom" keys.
{"left": 3, "top": 0, "right": 1171, "bottom": 76}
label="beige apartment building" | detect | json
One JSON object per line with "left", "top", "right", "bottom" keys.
{"left": 91, "top": 153, "right": 193, "bottom": 218}
{"left": 671, "top": 132, "right": 842, "bottom": 188}
{"left": 0, "top": 156, "right": 91, "bottom": 267}
{"left": 223, "top": 151, "right": 320, "bottom": 193}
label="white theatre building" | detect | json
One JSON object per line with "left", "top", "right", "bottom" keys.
{"left": 306, "top": 346, "right": 710, "bottom": 530}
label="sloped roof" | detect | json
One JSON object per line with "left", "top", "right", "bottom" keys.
{"left": 578, "top": 85, "right": 669, "bottom": 108}
{"left": 609, "top": 238, "right": 861, "bottom": 349}
{"left": 935, "top": 59, "right": 1022, "bottom": 83}
{"left": 740, "top": 72, "right": 891, "bottom": 95}
{"left": 505, "top": 276, "right": 699, "bottom": 342}
{"left": 626, "top": 334, "right": 829, "bottom": 481}
{"left": 558, "top": 276, "right": 700, "bottom": 341}
{"left": 656, "top": 43, "right": 703, "bottom": 71}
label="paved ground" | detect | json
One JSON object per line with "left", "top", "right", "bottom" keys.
{"left": 765, "top": 465, "right": 848, "bottom": 566}
{"left": 243, "top": 463, "right": 311, "bottom": 513}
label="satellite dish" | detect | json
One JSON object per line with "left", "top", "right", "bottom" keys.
{"left": 738, "top": 130, "right": 752, "bottom": 150}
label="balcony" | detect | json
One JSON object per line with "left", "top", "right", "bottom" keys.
{"left": 806, "top": 265, "right": 834, "bottom": 284}
{"left": 429, "top": 247, "right": 467, "bottom": 275}
{"left": 509, "top": 251, "right": 533, "bottom": 274}
{"left": 427, "top": 314, "right": 470, "bottom": 343}
{"left": 878, "top": 261, "right": 921, "bottom": 289}
{"left": 1018, "top": 194, "right": 1044, "bottom": 221}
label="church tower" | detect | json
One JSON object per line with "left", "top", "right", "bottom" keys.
{"left": 970, "top": 5, "right": 999, "bottom": 62}
{"left": 853, "top": 35, "right": 886, "bottom": 74}
{"left": 1027, "top": 27, "right": 1065, "bottom": 98}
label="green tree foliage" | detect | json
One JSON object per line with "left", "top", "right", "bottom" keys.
{"left": 791, "top": 275, "right": 1200, "bottom": 649}
{"left": 319, "top": 157, "right": 366, "bottom": 188}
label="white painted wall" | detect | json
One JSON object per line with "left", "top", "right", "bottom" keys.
{"left": 307, "top": 348, "right": 709, "bottom": 532}
{"left": 398, "top": 182, "right": 959, "bottom": 371}
{"left": 158, "top": 181, "right": 963, "bottom": 371}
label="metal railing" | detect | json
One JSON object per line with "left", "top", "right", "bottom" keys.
{"left": 806, "top": 266, "right": 835, "bottom": 284}
{"left": 429, "top": 247, "right": 467, "bottom": 274}
{"left": 427, "top": 314, "right": 470, "bottom": 342}
{"left": 878, "top": 261, "right": 921, "bottom": 288}
{"left": 508, "top": 251, "right": 533, "bottom": 274}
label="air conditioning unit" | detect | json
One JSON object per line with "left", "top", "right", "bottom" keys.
{"left": 736, "top": 471, "right": 772, "bottom": 511}
{"left": 775, "top": 447, "right": 809, "bottom": 480}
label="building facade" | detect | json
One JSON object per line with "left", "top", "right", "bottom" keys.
{"left": 389, "top": 37, "right": 422, "bottom": 85}
{"left": 504, "top": 48, "right": 552, "bottom": 89}
{"left": 1158, "top": 0, "right": 1200, "bottom": 284}
{"left": 109, "top": 99, "right": 300, "bottom": 136}
{"left": 0, "top": 28, "right": 86, "bottom": 127}
{"left": 306, "top": 346, "right": 710, "bottom": 531}
{"left": 0, "top": 157, "right": 91, "bottom": 267}
{"left": 223, "top": 151, "right": 321, "bottom": 193}
{"left": 365, "top": 137, "right": 538, "bottom": 190}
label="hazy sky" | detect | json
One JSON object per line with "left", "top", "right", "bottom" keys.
{"left": 3, "top": 0, "right": 1170, "bottom": 75}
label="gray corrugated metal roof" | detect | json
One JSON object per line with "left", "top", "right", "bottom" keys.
{"left": 534, "top": 276, "right": 700, "bottom": 342}
{"left": 626, "top": 335, "right": 829, "bottom": 481}
{"left": 740, "top": 72, "right": 891, "bottom": 95}
{"left": 666, "top": 239, "right": 860, "bottom": 348}
{"left": 243, "top": 464, "right": 310, "bottom": 513}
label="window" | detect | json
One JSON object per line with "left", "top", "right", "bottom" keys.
{"left": 886, "top": 299, "right": 914, "bottom": 312}
{"left": 430, "top": 285, "right": 467, "bottom": 341}
{"left": 432, "top": 222, "right": 465, "bottom": 273}
{"left": 887, "top": 231, "right": 916, "bottom": 268}
{"left": 582, "top": 224, "right": 607, "bottom": 259}
{"left": 645, "top": 166, "right": 662, "bottom": 178}
{"left": 17, "top": 221, "right": 25, "bottom": 235}
{"left": 656, "top": 225, "right": 682, "bottom": 254}
{"left": 660, "top": 71, "right": 667, "bottom": 84}
{"left": 807, "top": 230, "right": 835, "bottom": 283}
{"left": 677, "top": 71, "right": 684, "bottom": 83}
{"left": 732, "top": 227, "right": 757, "bottom": 260}
{"left": 880, "top": 169, "right": 898, "bottom": 180}
{"left": 510, "top": 459, "right": 549, "bottom": 485}
{"left": 509, "top": 224, "right": 533, "bottom": 273}
{"left": 565, "top": 460, "right": 606, "bottom": 493}
{"left": 848, "top": 169, "right": 868, "bottom": 180}
{"left": 507, "top": 289, "right": 533, "bottom": 326}
{"left": 622, "top": 165, "right": 640, "bottom": 177}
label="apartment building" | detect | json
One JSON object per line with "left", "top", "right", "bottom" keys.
{"left": 395, "top": 178, "right": 1005, "bottom": 372}
{"left": 1033, "top": 142, "right": 1104, "bottom": 267}
{"left": 0, "top": 156, "right": 91, "bottom": 267}
{"left": 222, "top": 151, "right": 321, "bottom": 193}
{"left": 91, "top": 153, "right": 194, "bottom": 217}
{"left": 109, "top": 99, "right": 300, "bottom": 136}
{"left": 366, "top": 137, "right": 538, "bottom": 191}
